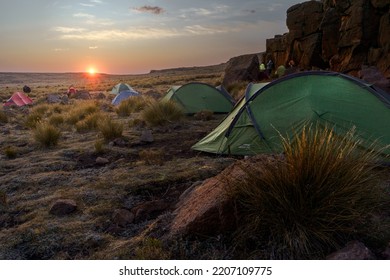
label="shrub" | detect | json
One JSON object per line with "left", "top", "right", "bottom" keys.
{"left": 65, "top": 101, "right": 100, "bottom": 125}
{"left": 94, "top": 139, "right": 106, "bottom": 154}
{"left": 134, "top": 238, "right": 170, "bottom": 260}
{"left": 4, "top": 146, "right": 17, "bottom": 159}
{"left": 141, "top": 100, "right": 184, "bottom": 126}
{"left": 75, "top": 112, "right": 105, "bottom": 132}
{"left": 33, "top": 122, "right": 61, "bottom": 147}
{"left": 116, "top": 96, "right": 154, "bottom": 117}
{"left": 228, "top": 125, "right": 388, "bottom": 259}
{"left": 0, "top": 110, "right": 8, "bottom": 124}
{"left": 98, "top": 117, "right": 123, "bottom": 142}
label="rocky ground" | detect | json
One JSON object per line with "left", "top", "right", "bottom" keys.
{"left": 0, "top": 68, "right": 389, "bottom": 260}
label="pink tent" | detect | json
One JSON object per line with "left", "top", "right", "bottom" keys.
{"left": 3, "top": 92, "right": 33, "bottom": 107}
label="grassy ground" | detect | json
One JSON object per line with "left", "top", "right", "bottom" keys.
{"left": 0, "top": 66, "right": 236, "bottom": 259}
{"left": 0, "top": 66, "right": 389, "bottom": 260}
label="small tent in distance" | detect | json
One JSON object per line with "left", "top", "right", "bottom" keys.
{"left": 192, "top": 71, "right": 390, "bottom": 156}
{"left": 112, "top": 90, "right": 140, "bottom": 106}
{"left": 3, "top": 92, "right": 33, "bottom": 107}
{"left": 111, "top": 83, "right": 134, "bottom": 95}
{"left": 162, "top": 82, "right": 235, "bottom": 114}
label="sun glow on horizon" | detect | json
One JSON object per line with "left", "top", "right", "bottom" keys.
{"left": 87, "top": 67, "right": 97, "bottom": 75}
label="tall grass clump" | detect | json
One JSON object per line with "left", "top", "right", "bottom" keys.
{"left": 65, "top": 101, "right": 100, "bottom": 125}
{"left": 141, "top": 100, "right": 184, "bottom": 126}
{"left": 75, "top": 112, "right": 105, "bottom": 132}
{"left": 228, "top": 125, "right": 388, "bottom": 259}
{"left": 98, "top": 116, "right": 123, "bottom": 142}
{"left": 116, "top": 96, "right": 154, "bottom": 117}
{"left": 33, "top": 122, "right": 61, "bottom": 148}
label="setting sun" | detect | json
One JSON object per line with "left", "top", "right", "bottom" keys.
{"left": 88, "top": 68, "right": 96, "bottom": 75}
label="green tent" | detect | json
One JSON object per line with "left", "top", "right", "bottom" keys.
{"left": 162, "top": 82, "right": 235, "bottom": 114}
{"left": 192, "top": 71, "right": 390, "bottom": 156}
{"left": 111, "top": 83, "right": 134, "bottom": 95}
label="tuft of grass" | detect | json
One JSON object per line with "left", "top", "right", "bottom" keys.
{"left": 141, "top": 100, "right": 184, "bottom": 126}
{"left": 4, "top": 146, "right": 17, "bottom": 159}
{"left": 48, "top": 113, "right": 65, "bottom": 127}
{"left": 116, "top": 96, "right": 154, "bottom": 117}
{"left": 75, "top": 112, "right": 105, "bottom": 132}
{"left": 33, "top": 122, "right": 61, "bottom": 148}
{"left": 227, "top": 125, "right": 388, "bottom": 259}
{"left": 139, "top": 149, "right": 165, "bottom": 165}
{"left": 226, "top": 81, "right": 247, "bottom": 101}
{"left": 133, "top": 238, "right": 170, "bottom": 260}
{"left": 0, "top": 110, "right": 8, "bottom": 124}
{"left": 65, "top": 101, "right": 100, "bottom": 125}
{"left": 94, "top": 139, "right": 106, "bottom": 154}
{"left": 98, "top": 116, "right": 123, "bottom": 142}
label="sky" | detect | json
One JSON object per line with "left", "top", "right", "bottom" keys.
{"left": 0, "top": 0, "right": 299, "bottom": 74}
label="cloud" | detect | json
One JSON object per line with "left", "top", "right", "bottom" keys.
{"left": 133, "top": 6, "right": 165, "bottom": 15}
{"left": 55, "top": 27, "right": 179, "bottom": 40}
{"left": 80, "top": 0, "right": 103, "bottom": 7}
{"left": 184, "top": 24, "right": 237, "bottom": 35}
{"left": 74, "top": 12, "right": 95, "bottom": 19}
{"left": 53, "top": 48, "right": 69, "bottom": 52}
{"left": 89, "top": 46, "right": 98, "bottom": 49}
{"left": 53, "top": 27, "right": 86, "bottom": 33}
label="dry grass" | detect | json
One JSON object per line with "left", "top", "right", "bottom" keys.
{"left": 141, "top": 100, "right": 184, "bottom": 126}
{"left": 0, "top": 110, "right": 8, "bottom": 123}
{"left": 115, "top": 95, "right": 154, "bottom": 117}
{"left": 227, "top": 125, "right": 389, "bottom": 259}
{"left": 33, "top": 121, "right": 62, "bottom": 147}
{"left": 98, "top": 116, "right": 123, "bottom": 142}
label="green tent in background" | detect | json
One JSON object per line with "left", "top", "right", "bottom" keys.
{"left": 111, "top": 83, "right": 134, "bottom": 95}
{"left": 162, "top": 82, "right": 235, "bottom": 114}
{"left": 192, "top": 71, "right": 390, "bottom": 156}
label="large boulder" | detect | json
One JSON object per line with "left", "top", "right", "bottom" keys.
{"left": 263, "top": 0, "right": 390, "bottom": 78}
{"left": 286, "top": 1, "right": 324, "bottom": 39}
{"left": 222, "top": 54, "right": 260, "bottom": 87}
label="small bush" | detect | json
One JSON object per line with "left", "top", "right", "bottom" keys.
{"left": 94, "top": 139, "right": 106, "bottom": 154}
{"left": 116, "top": 96, "right": 154, "bottom": 117}
{"left": 139, "top": 149, "right": 165, "bottom": 165}
{"left": 66, "top": 101, "right": 100, "bottom": 125}
{"left": 141, "top": 100, "right": 184, "bottom": 126}
{"left": 33, "top": 122, "right": 61, "bottom": 147}
{"left": 134, "top": 238, "right": 170, "bottom": 260}
{"left": 4, "top": 146, "right": 17, "bottom": 159}
{"left": 48, "top": 114, "right": 65, "bottom": 127}
{"left": 0, "top": 110, "right": 8, "bottom": 124}
{"left": 228, "top": 125, "right": 388, "bottom": 259}
{"left": 75, "top": 112, "right": 105, "bottom": 132}
{"left": 98, "top": 117, "right": 123, "bottom": 142}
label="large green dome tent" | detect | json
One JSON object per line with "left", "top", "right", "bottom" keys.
{"left": 162, "top": 82, "right": 235, "bottom": 114}
{"left": 192, "top": 71, "right": 390, "bottom": 156}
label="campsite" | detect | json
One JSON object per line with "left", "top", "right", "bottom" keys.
{"left": 1, "top": 0, "right": 390, "bottom": 262}
{"left": 1, "top": 66, "right": 390, "bottom": 260}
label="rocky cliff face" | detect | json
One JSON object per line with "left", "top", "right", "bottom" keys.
{"left": 263, "top": 0, "right": 390, "bottom": 80}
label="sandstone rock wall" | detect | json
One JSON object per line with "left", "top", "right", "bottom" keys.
{"left": 264, "top": 0, "right": 390, "bottom": 79}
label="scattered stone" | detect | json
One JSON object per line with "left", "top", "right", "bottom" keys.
{"left": 47, "top": 94, "right": 62, "bottom": 103}
{"left": 49, "top": 199, "right": 77, "bottom": 216}
{"left": 112, "top": 209, "right": 134, "bottom": 227}
{"left": 326, "top": 241, "right": 376, "bottom": 260}
{"left": 140, "top": 129, "right": 154, "bottom": 143}
{"left": 95, "top": 157, "right": 109, "bottom": 165}
{"left": 132, "top": 200, "right": 170, "bottom": 222}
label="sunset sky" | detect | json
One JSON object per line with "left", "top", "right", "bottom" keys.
{"left": 0, "top": 0, "right": 299, "bottom": 74}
